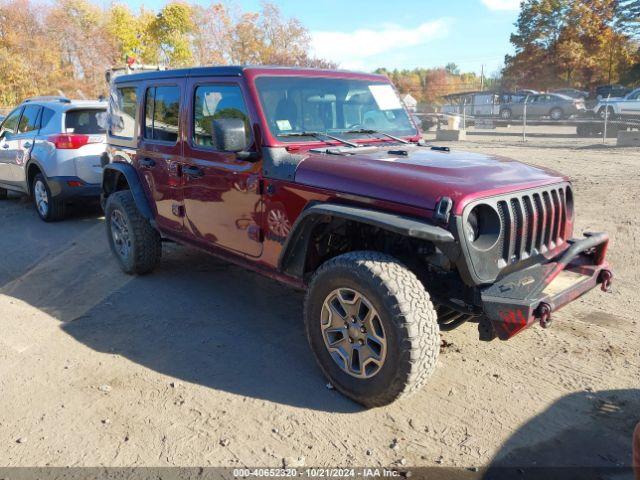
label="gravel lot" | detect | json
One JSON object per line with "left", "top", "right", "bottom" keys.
{"left": 0, "top": 133, "right": 638, "bottom": 469}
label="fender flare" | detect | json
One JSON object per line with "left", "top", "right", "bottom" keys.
{"left": 278, "top": 203, "right": 456, "bottom": 278}
{"left": 102, "top": 162, "right": 154, "bottom": 221}
{"left": 25, "top": 158, "right": 46, "bottom": 193}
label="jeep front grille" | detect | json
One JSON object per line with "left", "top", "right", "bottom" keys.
{"left": 495, "top": 184, "right": 572, "bottom": 267}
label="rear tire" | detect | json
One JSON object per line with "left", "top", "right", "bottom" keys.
{"left": 32, "top": 173, "right": 66, "bottom": 222}
{"left": 304, "top": 251, "right": 440, "bottom": 407}
{"left": 105, "top": 190, "right": 161, "bottom": 275}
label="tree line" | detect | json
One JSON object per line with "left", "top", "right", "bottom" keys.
{"left": 503, "top": 0, "right": 640, "bottom": 91}
{"left": 0, "top": 0, "right": 335, "bottom": 107}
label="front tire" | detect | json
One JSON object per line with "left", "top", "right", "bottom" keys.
{"left": 304, "top": 251, "right": 440, "bottom": 407}
{"left": 32, "top": 173, "right": 65, "bottom": 221}
{"left": 105, "top": 190, "right": 161, "bottom": 275}
{"left": 550, "top": 107, "right": 564, "bottom": 120}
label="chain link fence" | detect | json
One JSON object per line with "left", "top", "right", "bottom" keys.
{"left": 411, "top": 91, "right": 640, "bottom": 148}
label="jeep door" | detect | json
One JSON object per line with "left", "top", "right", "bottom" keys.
{"left": 181, "top": 79, "right": 263, "bottom": 258}
{"left": 137, "top": 82, "right": 185, "bottom": 233}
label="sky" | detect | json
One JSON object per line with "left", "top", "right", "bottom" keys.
{"left": 113, "top": 0, "right": 521, "bottom": 75}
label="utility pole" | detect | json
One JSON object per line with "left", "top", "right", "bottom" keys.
{"left": 480, "top": 64, "right": 485, "bottom": 91}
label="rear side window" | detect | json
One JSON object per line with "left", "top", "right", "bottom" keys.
{"left": 65, "top": 109, "right": 106, "bottom": 134}
{"left": 18, "top": 105, "right": 41, "bottom": 133}
{"left": 193, "top": 84, "right": 251, "bottom": 148}
{"left": 144, "top": 86, "right": 180, "bottom": 143}
{"left": 110, "top": 86, "right": 137, "bottom": 138}
{"left": 40, "top": 108, "right": 56, "bottom": 129}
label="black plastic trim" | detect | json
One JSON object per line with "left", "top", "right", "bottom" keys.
{"left": 101, "top": 162, "right": 154, "bottom": 220}
{"left": 278, "top": 202, "right": 455, "bottom": 278}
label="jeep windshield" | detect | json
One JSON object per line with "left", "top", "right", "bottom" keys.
{"left": 254, "top": 76, "right": 418, "bottom": 143}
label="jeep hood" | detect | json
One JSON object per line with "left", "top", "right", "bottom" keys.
{"left": 293, "top": 146, "right": 567, "bottom": 215}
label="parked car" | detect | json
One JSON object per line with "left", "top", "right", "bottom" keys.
{"left": 499, "top": 93, "right": 586, "bottom": 120}
{"left": 101, "top": 66, "right": 612, "bottom": 407}
{"left": 593, "top": 87, "right": 640, "bottom": 119}
{"left": 0, "top": 96, "right": 107, "bottom": 220}
{"left": 551, "top": 88, "right": 588, "bottom": 99}
{"left": 595, "top": 84, "right": 631, "bottom": 100}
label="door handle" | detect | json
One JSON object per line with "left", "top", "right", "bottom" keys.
{"left": 2, "top": 144, "right": 9, "bottom": 149}
{"left": 183, "top": 165, "right": 204, "bottom": 178}
{"left": 139, "top": 158, "right": 156, "bottom": 168}
{"left": 23, "top": 142, "right": 31, "bottom": 149}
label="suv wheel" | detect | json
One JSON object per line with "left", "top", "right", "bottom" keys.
{"left": 304, "top": 251, "right": 439, "bottom": 407}
{"left": 32, "top": 173, "right": 65, "bottom": 221}
{"left": 105, "top": 190, "right": 161, "bottom": 274}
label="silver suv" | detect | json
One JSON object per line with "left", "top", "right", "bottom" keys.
{"left": 0, "top": 96, "right": 107, "bottom": 221}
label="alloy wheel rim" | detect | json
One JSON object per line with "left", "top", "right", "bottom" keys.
{"left": 34, "top": 180, "right": 49, "bottom": 217}
{"left": 320, "top": 288, "right": 387, "bottom": 379}
{"left": 110, "top": 210, "right": 131, "bottom": 260}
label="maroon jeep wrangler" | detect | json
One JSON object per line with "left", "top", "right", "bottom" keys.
{"left": 101, "top": 66, "right": 612, "bottom": 407}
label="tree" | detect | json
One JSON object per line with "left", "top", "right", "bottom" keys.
{"left": 503, "top": 0, "right": 640, "bottom": 89}
{"left": 0, "top": 0, "right": 335, "bottom": 106}
{"left": 147, "top": 2, "right": 195, "bottom": 66}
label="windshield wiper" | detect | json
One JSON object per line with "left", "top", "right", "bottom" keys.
{"left": 343, "top": 129, "right": 410, "bottom": 144}
{"left": 278, "top": 131, "right": 359, "bottom": 148}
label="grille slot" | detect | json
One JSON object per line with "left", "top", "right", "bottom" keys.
{"left": 496, "top": 185, "right": 570, "bottom": 265}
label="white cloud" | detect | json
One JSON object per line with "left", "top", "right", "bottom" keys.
{"left": 311, "top": 19, "right": 450, "bottom": 71}
{"left": 481, "top": 0, "right": 521, "bottom": 10}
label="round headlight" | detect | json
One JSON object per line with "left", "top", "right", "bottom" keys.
{"left": 465, "top": 209, "right": 480, "bottom": 242}
{"left": 466, "top": 204, "right": 501, "bottom": 251}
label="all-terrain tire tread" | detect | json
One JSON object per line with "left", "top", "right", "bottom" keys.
{"left": 305, "top": 250, "right": 439, "bottom": 407}
{"left": 106, "top": 190, "right": 161, "bottom": 275}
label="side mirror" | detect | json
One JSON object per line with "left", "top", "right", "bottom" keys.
{"left": 211, "top": 118, "right": 248, "bottom": 153}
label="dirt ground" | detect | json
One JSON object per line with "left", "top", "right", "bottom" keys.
{"left": 0, "top": 132, "right": 638, "bottom": 469}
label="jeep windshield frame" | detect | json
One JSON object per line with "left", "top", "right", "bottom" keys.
{"left": 253, "top": 75, "right": 419, "bottom": 144}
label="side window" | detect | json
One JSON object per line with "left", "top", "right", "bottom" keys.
{"left": 193, "top": 84, "right": 251, "bottom": 148}
{"left": 110, "top": 86, "right": 137, "bottom": 139}
{"left": 1, "top": 107, "right": 23, "bottom": 137}
{"left": 40, "top": 108, "right": 56, "bottom": 129}
{"left": 18, "top": 105, "right": 42, "bottom": 133}
{"left": 144, "top": 85, "right": 180, "bottom": 143}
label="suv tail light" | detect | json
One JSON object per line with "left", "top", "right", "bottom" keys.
{"left": 48, "top": 134, "right": 99, "bottom": 149}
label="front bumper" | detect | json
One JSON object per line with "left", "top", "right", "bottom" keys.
{"left": 47, "top": 176, "right": 101, "bottom": 199}
{"left": 481, "top": 232, "right": 612, "bottom": 340}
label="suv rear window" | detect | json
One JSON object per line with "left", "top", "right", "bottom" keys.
{"left": 65, "top": 109, "right": 106, "bottom": 134}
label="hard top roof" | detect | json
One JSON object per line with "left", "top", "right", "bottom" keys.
{"left": 113, "top": 65, "right": 388, "bottom": 84}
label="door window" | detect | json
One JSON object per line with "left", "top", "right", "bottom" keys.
{"left": 18, "top": 105, "right": 42, "bottom": 133}
{"left": 144, "top": 86, "right": 180, "bottom": 143}
{"left": 1, "top": 107, "right": 23, "bottom": 137}
{"left": 192, "top": 84, "right": 251, "bottom": 149}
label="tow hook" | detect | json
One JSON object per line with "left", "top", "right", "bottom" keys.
{"left": 599, "top": 270, "right": 613, "bottom": 292}
{"left": 537, "top": 302, "right": 553, "bottom": 328}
